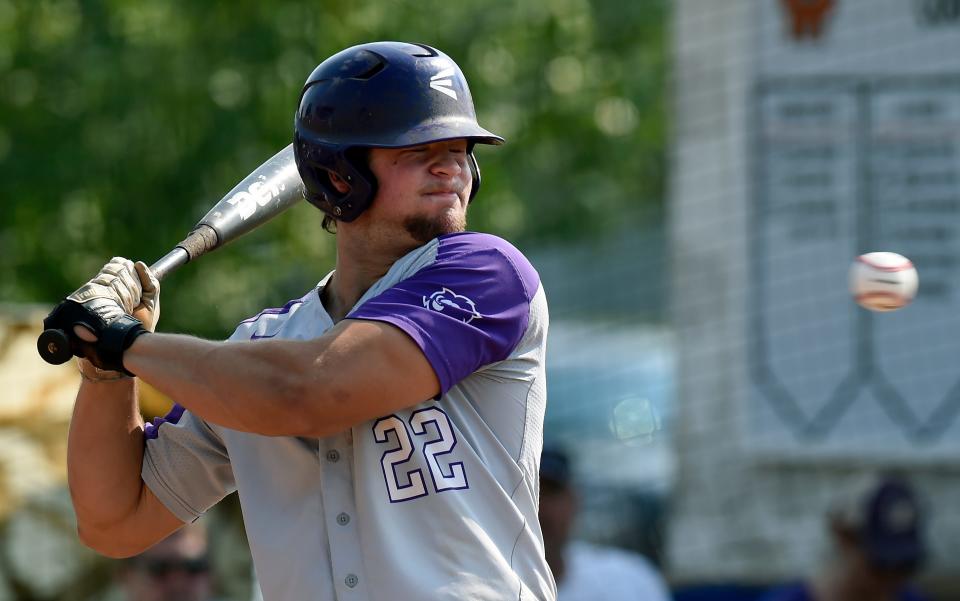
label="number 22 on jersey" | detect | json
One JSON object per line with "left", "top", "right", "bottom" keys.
{"left": 373, "top": 406, "right": 469, "bottom": 503}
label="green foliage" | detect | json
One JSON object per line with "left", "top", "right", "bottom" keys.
{"left": 0, "top": 0, "right": 667, "bottom": 338}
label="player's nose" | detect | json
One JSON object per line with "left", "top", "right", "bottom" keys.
{"left": 428, "top": 151, "right": 465, "bottom": 178}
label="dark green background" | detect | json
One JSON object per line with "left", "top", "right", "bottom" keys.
{"left": 0, "top": 0, "right": 667, "bottom": 337}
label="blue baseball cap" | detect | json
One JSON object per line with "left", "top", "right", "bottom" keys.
{"left": 833, "top": 475, "right": 926, "bottom": 570}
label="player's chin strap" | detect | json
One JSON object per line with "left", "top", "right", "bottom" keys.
{"left": 43, "top": 299, "right": 151, "bottom": 376}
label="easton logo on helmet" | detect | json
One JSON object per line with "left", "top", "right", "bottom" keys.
{"left": 429, "top": 67, "right": 458, "bottom": 100}
{"left": 423, "top": 288, "right": 481, "bottom": 324}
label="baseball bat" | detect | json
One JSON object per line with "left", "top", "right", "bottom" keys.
{"left": 37, "top": 143, "right": 304, "bottom": 365}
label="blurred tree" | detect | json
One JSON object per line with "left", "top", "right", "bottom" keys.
{"left": 0, "top": 0, "right": 667, "bottom": 338}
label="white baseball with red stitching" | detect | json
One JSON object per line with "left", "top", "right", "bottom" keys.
{"left": 849, "top": 252, "right": 919, "bottom": 312}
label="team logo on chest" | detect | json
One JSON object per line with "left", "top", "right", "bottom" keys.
{"left": 423, "top": 288, "right": 481, "bottom": 324}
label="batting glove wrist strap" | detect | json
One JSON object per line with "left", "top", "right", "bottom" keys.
{"left": 96, "top": 314, "right": 149, "bottom": 376}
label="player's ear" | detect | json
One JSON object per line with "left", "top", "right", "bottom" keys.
{"left": 328, "top": 171, "right": 351, "bottom": 194}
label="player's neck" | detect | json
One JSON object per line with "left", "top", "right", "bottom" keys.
{"left": 321, "top": 267, "right": 379, "bottom": 324}
{"left": 322, "top": 246, "right": 395, "bottom": 323}
{"left": 327, "top": 222, "right": 425, "bottom": 318}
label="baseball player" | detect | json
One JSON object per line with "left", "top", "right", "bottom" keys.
{"left": 65, "top": 42, "right": 554, "bottom": 601}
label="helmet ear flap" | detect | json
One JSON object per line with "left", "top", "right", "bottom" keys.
{"left": 467, "top": 151, "right": 481, "bottom": 202}
{"left": 329, "top": 150, "right": 376, "bottom": 221}
{"left": 295, "top": 136, "right": 377, "bottom": 221}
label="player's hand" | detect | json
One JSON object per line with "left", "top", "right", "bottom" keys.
{"left": 68, "top": 257, "right": 143, "bottom": 322}
{"left": 70, "top": 259, "right": 160, "bottom": 339}
{"left": 64, "top": 257, "right": 153, "bottom": 377}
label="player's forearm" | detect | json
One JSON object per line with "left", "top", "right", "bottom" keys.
{"left": 124, "top": 333, "right": 335, "bottom": 436}
{"left": 67, "top": 379, "right": 148, "bottom": 539}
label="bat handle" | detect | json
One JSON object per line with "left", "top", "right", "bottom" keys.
{"left": 38, "top": 219, "right": 219, "bottom": 366}
{"left": 150, "top": 247, "right": 190, "bottom": 281}
{"left": 36, "top": 299, "right": 90, "bottom": 365}
{"left": 36, "top": 244, "right": 193, "bottom": 366}
{"left": 150, "top": 225, "right": 218, "bottom": 280}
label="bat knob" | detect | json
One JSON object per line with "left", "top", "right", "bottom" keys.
{"left": 37, "top": 329, "right": 73, "bottom": 365}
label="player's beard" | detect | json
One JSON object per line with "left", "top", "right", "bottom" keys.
{"left": 403, "top": 210, "right": 466, "bottom": 243}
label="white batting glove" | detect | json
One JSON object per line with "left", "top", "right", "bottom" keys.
{"left": 70, "top": 258, "right": 160, "bottom": 381}
{"left": 68, "top": 257, "right": 141, "bottom": 315}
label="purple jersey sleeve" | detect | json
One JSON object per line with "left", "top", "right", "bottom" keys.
{"left": 348, "top": 232, "right": 540, "bottom": 395}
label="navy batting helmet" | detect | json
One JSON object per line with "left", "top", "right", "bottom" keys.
{"left": 294, "top": 41, "right": 504, "bottom": 222}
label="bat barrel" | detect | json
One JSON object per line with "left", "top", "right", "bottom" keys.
{"left": 196, "top": 144, "right": 301, "bottom": 243}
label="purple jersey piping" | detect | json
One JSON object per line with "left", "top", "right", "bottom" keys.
{"left": 143, "top": 404, "right": 187, "bottom": 440}
{"left": 238, "top": 297, "right": 305, "bottom": 324}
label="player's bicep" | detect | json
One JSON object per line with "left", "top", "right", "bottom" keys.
{"left": 309, "top": 319, "right": 440, "bottom": 424}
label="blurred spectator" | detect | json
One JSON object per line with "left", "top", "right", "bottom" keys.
{"left": 760, "top": 473, "right": 931, "bottom": 601}
{"left": 539, "top": 446, "right": 671, "bottom": 601}
{"left": 117, "top": 521, "right": 216, "bottom": 601}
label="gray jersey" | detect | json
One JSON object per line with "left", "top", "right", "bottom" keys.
{"left": 140, "top": 232, "right": 554, "bottom": 601}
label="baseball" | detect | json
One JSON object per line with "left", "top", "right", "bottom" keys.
{"left": 849, "top": 252, "right": 918, "bottom": 312}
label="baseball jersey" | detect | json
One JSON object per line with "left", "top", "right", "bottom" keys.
{"left": 140, "top": 231, "right": 555, "bottom": 601}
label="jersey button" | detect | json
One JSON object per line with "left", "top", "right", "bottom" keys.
{"left": 326, "top": 449, "right": 340, "bottom": 463}
{"left": 345, "top": 574, "right": 359, "bottom": 588}
{"left": 336, "top": 512, "right": 351, "bottom": 526}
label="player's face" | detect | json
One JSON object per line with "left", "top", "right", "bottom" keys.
{"left": 121, "top": 547, "right": 211, "bottom": 601}
{"left": 367, "top": 139, "right": 473, "bottom": 243}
